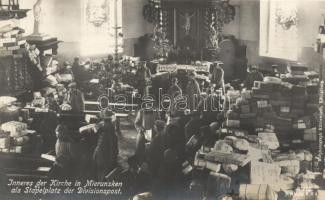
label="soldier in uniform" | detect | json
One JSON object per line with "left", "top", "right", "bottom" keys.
{"left": 93, "top": 109, "right": 119, "bottom": 181}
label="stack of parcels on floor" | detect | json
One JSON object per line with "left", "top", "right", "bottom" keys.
{"left": 45, "top": 61, "right": 73, "bottom": 86}
{"left": 0, "top": 25, "right": 27, "bottom": 58}
{"left": 191, "top": 124, "right": 325, "bottom": 200}
{"left": 0, "top": 121, "right": 35, "bottom": 153}
{"left": 226, "top": 73, "right": 319, "bottom": 142}
{"left": 0, "top": 25, "right": 35, "bottom": 91}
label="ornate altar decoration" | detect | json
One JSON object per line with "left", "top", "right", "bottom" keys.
{"left": 205, "top": 0, "right": 235, "bottom": 49}
{"left": 86, "top": 0, "right": 108, "bottom": 27}
{"left": 143, "top": 0, "right": 235, "bottom": 61}
{"left": 143, "top": 0, "right": 171, "bottom": 59}
{"left": 152, "top": 24, "right": 171, "bottom": 58}
{"left": 143, "top": 0, "right": 162, "bottom": 24}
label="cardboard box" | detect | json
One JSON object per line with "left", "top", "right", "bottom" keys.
{"left": 258, "top": 132, "right": 279, "bottom": 150}
{"left": 257, "top": 100, "right": 268, "bottom": 108}
{"left": 0, "top": 137, "right": 10, "bottom": 149}
{"left": 240, "top": 104, "right": 250, "bottom": 113}
{"left": 250, "top": 161, "right": 281, "bottom": 184}
{"left": 226, "top": 120, "right": 240, "bottom": 128}
{"left": 1, "top": 121, "right": 27, "bottom": 137}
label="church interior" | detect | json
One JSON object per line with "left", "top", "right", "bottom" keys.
{"left": 0, "top": 0, "right": 325, "bottom": 199}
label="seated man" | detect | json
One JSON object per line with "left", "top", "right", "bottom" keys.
{"left": 65, "top": 82, "right": 85, "bottom": 112}
{"left": 210, "top": 61, "right": 225, "bottom": 94}
{"left": 243, "top": 64, "right": 264, "bottom": 89}
{"left": 147, "top": 120, "right": 166, "bottom": 176}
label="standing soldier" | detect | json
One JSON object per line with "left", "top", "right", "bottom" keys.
{"left": 93, "top": 109, "right": 119, "bottom": 181}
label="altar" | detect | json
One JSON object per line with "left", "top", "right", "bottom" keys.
{"left": 163, "top": 0, "right": 215, "bottom": 53}
{"left": 140, "top": 0, "right": 246, "bottom": 80}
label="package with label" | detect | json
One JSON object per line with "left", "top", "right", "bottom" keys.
{"left": 290, "top": 109, "right": 305, "bottom": 118}
{"left": 32, "top": 92, "right": 45, "bottom": 108}
{"left": 224, "top": 136, "right": 237, "bottom": 146}
{"left": 270, "top": 99, "right": 291, "bottom": 107}
{"left": 56, "top": 73, "right": 73, "bottom": 83}
{"left": 271, "top": 175, "right": 295, "bottom": 191}
{"left": 0, "top": 137, "right": 10, "bottom": 149}
{"left": 240, "top": 104, "right": 250, "bottom": 113}
{"left": 239, "top": 113, "right": 256, "bottom": 119}
{"left": 204, "top": 150, "right": 250, "bottom": 167}
{"left": 250, "top": 161, "right": 281, "bottom": 184}
{"left": 194, "top": 151, "right": 221, "bottom": 172}
{"left": 274, "top": 117, "right": 292, "bottom": 128}
{"left": 304, "top": 128, "right": 317, "bottom": 141}
{"left": 291, "top": 85, "right": 306, "bottom": 95}
{"left": 213, "top": 140, "right": 233, "bottom": 153}
{"left": 276, "top": 160, "right": 300, "bottom": 176}
{"left": 0, "top": 96, "right": 17, "bottom": 110}
{"left": 12, "top": 144, "right": 32, "bottom": 154}
{"left": 233, "top": 129, "right": 247, "bottom": 137}
{"left": 251, "top": 88, "right": 270, "bottom": 99}
{"left": 258, "top": 132, "right": 279, "bottom": 150}
{"left": 144, "top": 129, "right": 152, "bottom": 141}
{"left": 293, "top": 116, "right": 311, "bottom": 130}
{"left": 1, "top": 121, "right": 27, "bottom": 137}
{"left": 207, "top": 172, "right": 231, "bottom": 198}
{"left": 45, "top": 75, "right": 58, "bottom": 86}
{"left": 287, "top": 62, "right": 308, "bottom": 74}
{"left": 239, "top": 184, "right": 277, "bottom": 200}
{"left": 226, "top": 109, "right": 240, "bottom": 120}
{"left": 233, "top": 138, "right": 250, "bottom": 151}
{"left": 222, "top": 163, "right": 238, "bottom": 173}
{"left": 241, "top": 90, "right": 252, "bottom": 100}
{"left": 264, "top": 76, "right": 282, "bottom": 84}
{"left": 256, "top": 100, "right": 268, "bottom": 109}
{"left": 293, "top": 120, "right": 307, "bottom": 129}
{"left": 280, "top": 106, "right": 290, "bottom": 114}
{"left": 206, "top": 161, "right": 221, "bottom": 172}
{"left": 14, "top": 136, "right": 30, "bottom": 146}
{"left": 79, "top": 124, "right": 98, "bottom": 134}
{"left": 306, "top": 84, "right": 318, "bottom": 95}
{"left": 254, "top": 81, "right": 273, "bottom": 92}
{"left": 226, "top": 119, "right": 240, "bottom": 128}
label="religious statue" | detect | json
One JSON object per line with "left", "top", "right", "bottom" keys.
{"left": 180, "top": 12, "right": 195, "bottom": 35}
{"left": 33, "top": 0, "right": 43, "bottom": 35}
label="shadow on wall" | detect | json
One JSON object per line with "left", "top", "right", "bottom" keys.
{"left": 299, "top": 47, "right": 325, "bottom": 73}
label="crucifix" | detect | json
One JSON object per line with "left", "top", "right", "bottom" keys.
{"left": 180, "top": 11, "right": 195, "bottom": 35}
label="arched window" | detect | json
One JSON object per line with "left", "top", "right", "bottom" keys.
{"left": 260, "top": 0, "right": 298, "bottom": 61}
